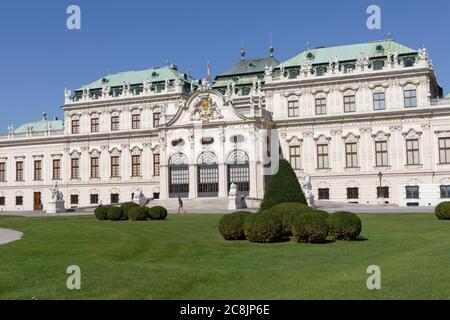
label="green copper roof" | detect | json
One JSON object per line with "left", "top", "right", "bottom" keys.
{"left": 283, "top": 40, "right": 417, "bottom": 67}
{"left": 78, "top": 66, "right": 196, "bottom": 91}
{"left": 216, "top": 57, "right": 280, "bottom": 77}
{"left": 213, "top": 74, "right": 262, "bottom": 88}
{"left": 446, "top": 93, "right": 450, "bottom": 98}
{"left": 14, "top": 119, "right": 64, "bottom": 134}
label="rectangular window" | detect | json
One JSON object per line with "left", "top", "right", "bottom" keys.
{"left": 404, "top": 89, "right": 417, "bottom": 108}
{"left": 91, "top": 157, "right": 99, "bottom": 178}
{"left": 344, "top": 95, "right": 356, "bottom": 113}
{"left": 91, "top": 118, "right": 99, "bottom": 133}
{"left": 318, "top": 188, "right": 330, "bottom": 200}
{"left": 289, "top": 146, "right": 301, "bottom": 170}
{"left": 377, "top": 187, "right": 390, "bottom": 198}
{"left": 53, "top": 159, "right": 61, "bottom": 180}
{"left": 406, "top": 186, "right": 419, "bottom": 199}
{"left": 345, "top": 143, "right": 358, "bottom": 168}
{"left": 72, "top": 119, "right": 80, "bottom": 134}
{"left": 347, "top": 188, "right": 359, "bottom": 199}
{"left": 153, "top": 154, "right": 160, "bottom": 176}
{"left": 16, "top": 161, "right": 24, "bottom": 181}
{"left": 373, "top": 92, "right": 386, "bottom": 110}
{"left": 15, "top": 196, "right": 23, "bottom": 206}
{"left": 315, "top": 98, "right": 327, "bottom": 115}
{"left": 440, "top": 185, "right": 450, "bottom": 198}
{"left": 375, "top": 141, "right": 389, "bottom": 167}
{"left": 288, "top": 100, "right": 299, "bottom": 117}
{"left": 70, "top": 194, "right": 79, "bottom": 205}
{"left": 111, "top": 193, "right": 119, "bottom": 204}
{"left": 34, "top": 160, "right": 42, "bottom": 181}
{"left": 406, "top": 139, "right": 420, "bottom": 165}
{"left": 0, "top": 197, "right": 5, "bottom": 206}
{"left": 132, "top": 155, "right": 141, "bottom": 177}
{"left": 111, "top": 156, "right": 120, "bottom": 178}
{"left": 71, "top": 158, "right": 80, "bottom": 179}
{"left": 90, "top": 194, "right": 99, "bottom": 204}
{"left": 153, "top": 113, "right": 160, "bottom": 128}
{"left": 317, "top": 144, "right": 329, "bottom": 169}
{"left": 132, "top": 114, "right": 141, "bottom": 129}
{"left": 0, "top": 162, "right": 5, "bottom": 182}
{"left": 439, "top": 138, "right": 450, "bottom": 164}
{"left": 111, "top": 116, "right": 120, "bottom": 131}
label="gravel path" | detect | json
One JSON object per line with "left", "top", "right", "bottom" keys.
{"left": 0, "top": 228, "right": 23, "bottom": 245}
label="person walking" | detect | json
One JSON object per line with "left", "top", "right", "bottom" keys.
{"left": 177, "top": 195, "right": 186, "bottom": 215}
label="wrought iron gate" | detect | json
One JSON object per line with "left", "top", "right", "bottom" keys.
{"left": 198, "top": 164, "right": 219, "bottom": 197}
{"left": 169, "top": 165, "right": 189, "bottom": 198}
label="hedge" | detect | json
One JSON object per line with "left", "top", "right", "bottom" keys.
{"left": 94, "top": 205, "right": 110, "bottom": 220}
{"left": 147, "top": 206, "right": 168, "bottom": 220}
{"left": 107, "top": 207, "right": 124, "bottom": 221}
{"left": 120, "top": 202, "right": 139, "bottom": 220}
{"left": 291, "top": 212, "right": 329, "bottom": 243}
{"left": 128, "top": 207, "right": 148, "bottom": 221}
{"left": 244, "top": 211, "right": 283, "bottom": 243}
{"left": 219, "top": 211, "right": 252, "bottom": 240}
{"left": 270, "top": 202, "right": 311, "bottom": 236}
{"left": 435, "top": 201, "right": 450, "bottom": 220}
{"left": 260, "top": 160, "right": 307, "bottom": 211}
{"left": 328, "top": 211, "right": 362, "bottom": 240}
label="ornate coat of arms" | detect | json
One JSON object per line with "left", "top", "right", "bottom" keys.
{"left": 190, "top": 94, "right": 223, "bottom": 122}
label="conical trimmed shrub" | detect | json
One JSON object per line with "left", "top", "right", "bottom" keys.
{"left": 260, "top": 159, "right": 307, "bottom": 211}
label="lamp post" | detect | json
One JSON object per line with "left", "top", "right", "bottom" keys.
{"left": 378, "top": 172, "right": 383, "bottom": 196}
{"left": 377, "top": 171, "right": 385, "bottom": 206}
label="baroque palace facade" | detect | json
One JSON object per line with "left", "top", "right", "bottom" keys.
{"left": 1, "top": 38, "right": 450, "bottom": 212}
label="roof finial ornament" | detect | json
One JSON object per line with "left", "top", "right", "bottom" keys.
{"left": 388, "top": 32, "right": 393, "bottom": 41}
{"left": 306, "top": 41, "right": 311, "bottom": 51}
{"left": 269, "top": 32, "right": 274, "bottom": 57}
{"left": 240, "top": 37, "right": 246, "bottom": 61}
{"left": 42, "top": 112, "right": 47, "bottom": 121}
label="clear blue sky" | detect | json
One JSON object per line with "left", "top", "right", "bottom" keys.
{"left": 0, "top": 0, "right": 448, "bottom": 130}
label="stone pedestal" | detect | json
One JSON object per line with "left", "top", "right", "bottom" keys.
{"left": 227, "top": 196, "right": 237, "bottom": 211}
{"left": 377, "top": 197, "right": 386, "bottom": 206}
{"left": 47, "top": 200, "right": 66, "bottom": 214}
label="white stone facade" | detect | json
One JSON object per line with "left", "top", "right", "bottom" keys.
{"left": 1, "top": 41, "right": 450, "bottom": 211}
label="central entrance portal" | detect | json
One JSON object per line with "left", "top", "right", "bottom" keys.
{"left": 227, "top": 150, "right": 250, "bottom": 196}
{"left": 168, "top": 153, "right": 189, "bottom": 198}
{"left": 197, "top": 152, "right": 219, "bottom": 197}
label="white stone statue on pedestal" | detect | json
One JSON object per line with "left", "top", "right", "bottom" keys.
{"left": 302, "top": 174, "right": 315, "bottom": 207}
{"left": 227, "top": 183, "right": 238, "bottom": 210}
{"left": 47, "top": 183, "right": 66, "bottom": 214}
{"left": 133, "top": 191, "right": 150, "bottom": 207}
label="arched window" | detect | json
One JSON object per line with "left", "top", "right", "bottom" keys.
{"left": 168, "top": 153, "right": 189, "bottom": 198}
{"left": 227, "top": 150, "right": 250, "bottom": 196}
{"left": 197, "top": 152, "right": 219, "bottom": 197}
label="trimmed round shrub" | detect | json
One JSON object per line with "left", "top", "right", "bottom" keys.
{"left": 107, "top": 207, "right": 124, "bottom": 221}
{"left": 435, "top": 202, "right": 450, "bottom": 220}
{"left": 244, "top": 211, "right": 283, "bottom": 243}
{"left": 291, "top": 212, "right": 329, "bottom": 243}
{"left": 270, "top": 203, "right": 312, "bottom": 236}
{"left": 147, "top": 206, "right": 168, "bottom": 220}
{"left": 128, "top": 207, "right": 148, "bottom": 221}
{"left": 309, "top": 209, "right": 330, "bottom": 220}
{"left": 120, "top": 202, "right": 139, "bottom": 220}
{"left": 328, "top": 211, "right": 362, "bottom": 240}
{"left": 94, "top": 205, "right": 109, "bottom": 220}
{"left": 219, "top": 211, "right": 252, "bottom": 240}
{"left": 260, "top": 160, "right": 307, "bottom": 210}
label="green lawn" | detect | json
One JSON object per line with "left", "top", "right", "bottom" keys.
{"left": 0, "top": 213, "right": 449, "bottom": 300}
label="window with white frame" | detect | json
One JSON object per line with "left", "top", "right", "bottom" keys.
{"left": 289, "top": 146, "right": 301, "bottom": 170}
{"left": 344, "top": 95, "right": 356, "bottom": 113}
{"left": 315, "top": 97, "right": 327, "bottom": 115}
{"left": 373, "top": 92, "right": 386, "bottom": 110}
{"left": 406, "top": 139, "right": 420, "bottom": 165}
{"left": 404, "top": 89, "right": 417, "bottom": 108}
{"left": 288, "top": 100, "right": 299, "bottom": 117}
